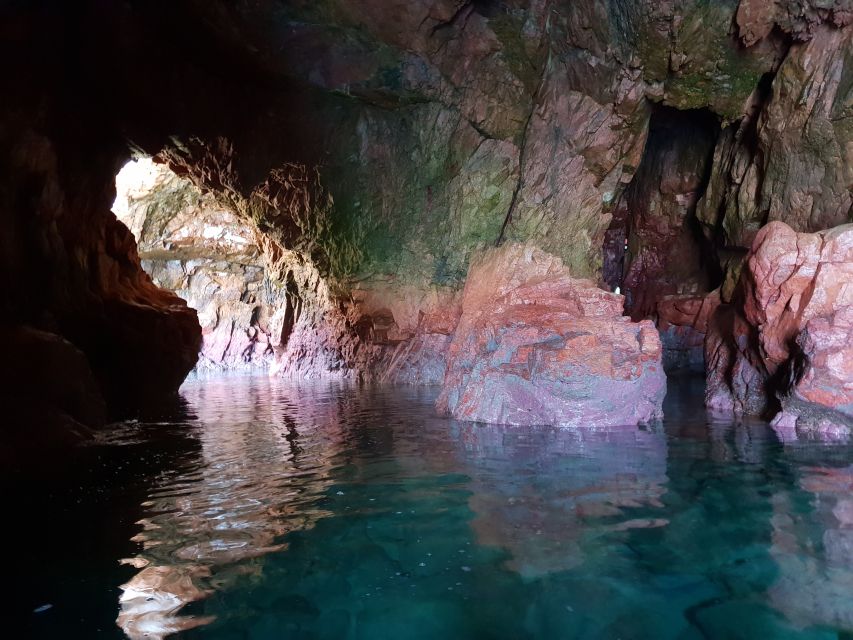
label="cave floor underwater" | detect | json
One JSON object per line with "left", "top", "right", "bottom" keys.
{"left": 7, "top": 373, "right": 853, "bottom": 640}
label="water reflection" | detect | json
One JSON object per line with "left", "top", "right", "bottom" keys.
{"left": 769, "top": 444, "right": 853, "bottom": 633}
{"left": 118, "top": 377, "right": 348, "bottom": 638}
{"left": 116, "top": 377, "right": 673, "bottom": 637}
{"left": 453, "top": 424, "right": 668, "bottom": 577}
{"left": 100, "top": 374, "right": 853, "bottom": 639}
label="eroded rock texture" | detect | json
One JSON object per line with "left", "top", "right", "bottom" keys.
{"left": 437, "top": 244, "right": 666, "bottom": 427}
{"left": 2, "top": 0, "right": 853, "bottom": 432}
{"left": 707, "top": 222, "right": 853, "bottom": 436}
{"left": 114, "top": 159, "right": 282, "bottom": 370}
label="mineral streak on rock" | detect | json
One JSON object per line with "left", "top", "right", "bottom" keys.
{"left": 2, "top": 0, "right": 853, "bottom": 434}
{"left": 705, "top": 222, "right": 853, "bottom": 437}
{"left": 437, "top": 244, "right": 666, "bottom": 427}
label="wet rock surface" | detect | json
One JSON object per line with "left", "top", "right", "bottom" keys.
{"left": 2, "top": 1, "right": 853, "bottom": 432}
{"left": 437, "top": 244, "right": 666, "bottom": 427}
{"left": 705, "top": 222, "right": 853, "bottom": 436}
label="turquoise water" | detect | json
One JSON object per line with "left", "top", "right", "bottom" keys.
{"left": 9, "top": 375, "right": 853, "bottom": 639}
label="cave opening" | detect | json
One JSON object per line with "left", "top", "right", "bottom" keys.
{"left": 112, "top": 157, "right": 283, "bottom": 371}
{"left": 605, "top": 104, "right": 721, "bottom": 315}
{"left": 604, "top": 103, "right": 722, "bottom": 372}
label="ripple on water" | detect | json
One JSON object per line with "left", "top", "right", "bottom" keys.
{"left": 24, "top": 373, "right": 853, "bottom": 639}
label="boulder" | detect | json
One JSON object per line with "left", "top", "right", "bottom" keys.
{"left": 436, "top": 244, "right": 666, "bottom": 427}
{"left": 706, "top": 221, "right": 853, "bottom": 435}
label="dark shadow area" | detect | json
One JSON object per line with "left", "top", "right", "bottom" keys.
{"left": 604, "top": 104, "right": 721, "bottom": 319}
{"left": 4, "top": 398, "right": 201, "bottom": 638}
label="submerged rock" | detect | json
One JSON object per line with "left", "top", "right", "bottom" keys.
{"left": 437, "top": 244, "right": 666, "bottom": 427}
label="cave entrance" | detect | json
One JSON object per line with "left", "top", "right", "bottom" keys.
{"left": 112, "top": 157, "right": 287, "bottom": 370}
{"left": 604, "top": 104, "right": 722, "bottom": 372}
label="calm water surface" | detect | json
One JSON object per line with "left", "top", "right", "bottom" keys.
{"left": 8, "top": 374, "right": 853, "bottom": 639}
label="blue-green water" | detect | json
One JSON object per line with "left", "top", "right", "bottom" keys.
{"left": 9, "top": 375, "right": 853, "bottom": 639}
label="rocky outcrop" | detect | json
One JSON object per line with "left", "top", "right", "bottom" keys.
{"left": 123, "top": 0, "right": 805, "bottom": 316}
{"left": 706, "top": 222, "right": 853, "bottom": 436}
{"left": 3, "top": 0, "right": 853, "bottom": 435}
{"left": 437, "top": 244, "right": 666, "bottom": 427}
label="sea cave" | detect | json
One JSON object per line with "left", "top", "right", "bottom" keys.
{"left": 4, "top": 1, "right": 853, "bottom": 638}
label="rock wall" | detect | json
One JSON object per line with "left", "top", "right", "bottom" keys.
{"left": 0, "top": 8, "right": 203, "bottom": 431}
{"left": 134, "top": 0, "right": 850, "bottom": 392}
{"left": 170, "top": 0, "right": 793, "bottom": 288}
{"left": 706, "top": 222, "right": 853, "bottom": 436}
{"left": 3, "top": 0, "right": 853, "bottom": 434}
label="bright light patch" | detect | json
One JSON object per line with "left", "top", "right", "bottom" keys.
{"left": 112, "top": 157, "right": 162, "bottom": 218}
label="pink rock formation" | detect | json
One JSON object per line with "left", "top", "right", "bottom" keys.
{"left": 706, "top": 221, "right": 853, "bottom": 434}
{"left": 437, "top": 244, "right": 666, "bottom": 427}
{"left": 745, "top": 222, "right": 853, "bottom": 429}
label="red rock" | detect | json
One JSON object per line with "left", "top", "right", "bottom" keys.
{"left": 656, "top": 291, "right": 721, "bottom": 372}
{"left": 704, "top": 303, "right": 770, "bottom": 414}
{"left": 709, "top": 221, "right": 853, "bottom": 432}
{"left": 436, "top": 244, "right": 666, "bottom": 427}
